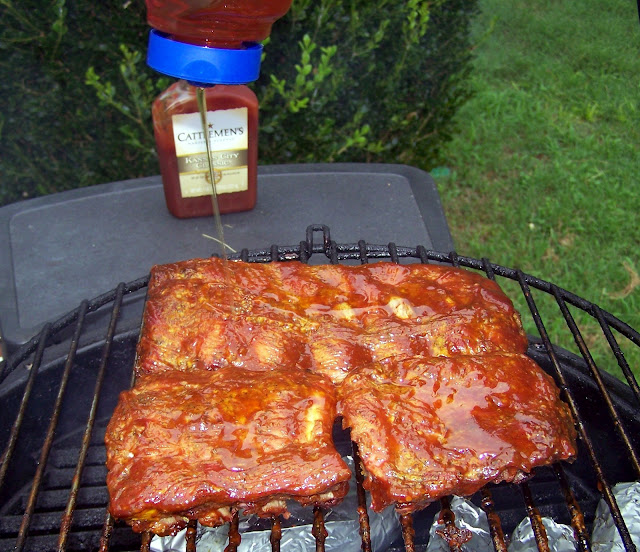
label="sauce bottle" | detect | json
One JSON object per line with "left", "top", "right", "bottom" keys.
{"left": 151, "top": 74, "right": 259, "bottom": 217}
{"left": 146, "top": 1, "right": 294, "bottom": 48}
{"left": 145, "top": 0, "right": 293, "bottom": 218}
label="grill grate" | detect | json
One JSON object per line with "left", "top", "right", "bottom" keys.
{"left": 1, "top": 224, "right": 639, "bottom": 552}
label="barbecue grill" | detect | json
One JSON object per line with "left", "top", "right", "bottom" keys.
{"left": 1, "top": 223, "right": 639, "bottom": 552}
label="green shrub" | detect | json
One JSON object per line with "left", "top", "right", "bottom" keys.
{"left": 258, "top": 0, "right": 479, "bottom": 166}
{"left": 0, "top": 0, "right": 478, "bottom": 206}
{"left": 0, "top": 0, "right": 159, "bottom": 204}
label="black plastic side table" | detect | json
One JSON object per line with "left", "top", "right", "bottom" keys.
{"left": 0, "top": 163, "right": 453, "bottom": 355}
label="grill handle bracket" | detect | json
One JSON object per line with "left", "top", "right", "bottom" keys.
{"left": 305, "top": 224, "right": 333, "bottom": 258}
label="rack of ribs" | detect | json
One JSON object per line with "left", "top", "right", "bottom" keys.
{"left": 338, "top": 353, "right": 577, "bottom": 514}
{"left": 133, "top": 258, "right": 529, "bottom": 381}
{"left": 106, "top": 257, "right": 576, "bottom": 535}
{"left": 105, "top": 366, "right": 351, "bottom": 536}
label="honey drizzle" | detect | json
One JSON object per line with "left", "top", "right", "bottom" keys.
{"left": 196, "top": 86, "right": 228, "bottom": 262}
{"left": 196, "top": 86, "right": 237, "bottom": 307}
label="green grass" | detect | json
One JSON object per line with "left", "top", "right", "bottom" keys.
{"left": 436, "top": 0, "right": 640, "bottom": 381}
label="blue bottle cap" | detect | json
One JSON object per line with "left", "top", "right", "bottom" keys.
{"left": 147, "top": 30, "right": 263, "bottom": 85}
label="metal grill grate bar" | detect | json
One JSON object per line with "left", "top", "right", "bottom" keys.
{"left": 0, "top": 323, "right": 51, "bottom": 494}
{"left": 520, "top": 482, "right": 550, "bottom": 552}
{"left": 480, "top": 488, "right": 508, "bottom": 552}
{"left": 553, "top": 287, "right": 640, "bottom": 476}
{"left": 437, "top": 495, "right": 475, "bottom": 550}
{"left": 553, "top": 464, "right": 591, "bottom": 551}
{"left": 352, "top": 443, "right": 372, "bottom": 552}
{"left": 594, "top": 305, "right": 640, "bottom": 404}
{"left": 58, "top": 284, "right": 126, "bottom": 551}
{"left": 516, "top": 272, "right": 637, "bottom": 552}
{"left": 227, "top": 509, "right": 241, "bottom": 552}
{"left": 13, "top": 302, "right": 88, "bottom": 551}
{"left": 399, "top": 513, "right": 415, "bottom": 552}
{"left": 140, "top": 530, "right": 152, "bottom": 552}
{"left": 270, "top": 516, "right": 282, "bottom": 552}
{"left": 186, "top": 520, "right": 197, "bottom": 552}
{"left": 98, "top": 511, "right": 115, "bottom": 552}
{"left": 312, "top": 506, "right": 327, "bottom": 552}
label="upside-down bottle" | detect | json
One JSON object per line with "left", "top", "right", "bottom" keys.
{"left": 145, "top": 1, "right": 293, "bottom": 218}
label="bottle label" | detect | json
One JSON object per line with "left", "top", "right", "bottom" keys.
{"left": 172, "top": 107, "right": 249, "bottom": 198}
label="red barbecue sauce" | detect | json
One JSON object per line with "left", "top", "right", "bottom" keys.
{"left": 147, "top": 0, "right": 293, "bottom": 218}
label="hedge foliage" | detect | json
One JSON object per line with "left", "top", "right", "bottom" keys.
{"left": 0, "top": 0, "right": 478, "bottom": 206}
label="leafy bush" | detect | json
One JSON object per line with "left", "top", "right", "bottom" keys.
{"left": 0, "top": 0, "right": 478, "bottom": 206}
{"left": 0, "top": 1, "right": 159, "bottom": 204}
{"left": 259, "top": 0, "right": 479, "bottom": 165}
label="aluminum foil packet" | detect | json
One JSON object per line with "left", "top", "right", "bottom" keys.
{"left": 424, "top": 495, "right": 578, "bottom": 552}
{"left": 426, "top": 496, "right": 493, "bottom": 552}
{"left": 508, "top": 517, "right": 576, "bottom": 552}
{"left": 591, "top": 481, "right": 640, "bottom": 551}
{"left": 150, "top": 457, "right": 400, "bottom": 552}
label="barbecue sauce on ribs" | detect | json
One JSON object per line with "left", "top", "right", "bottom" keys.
{"left": 133, "top": 258, "right": 529, "bottom": 380}
{"left": 106, "top": 257, "right": 576, "bottom": 534}
{"left": 338, "top": 354, "right": 577, "bottom": 514}
{"left": 106, "top": 366, "right": 350, "bottom": 536}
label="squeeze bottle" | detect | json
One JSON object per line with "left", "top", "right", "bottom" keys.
{"left": 145, "top": 1, "right": 293, "bottom": 218}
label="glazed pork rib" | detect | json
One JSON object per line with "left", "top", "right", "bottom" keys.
{"left": 338, "top": 353, "right": 577, "bottom": 514}
{"left": 105, "top": 366, "right": 351, "bottom": 536}
{"left": 106, "top": 257, "right": 574, "bottom": 534}
{"left": 134, "top": 257, "right": 529, "bottom": 382}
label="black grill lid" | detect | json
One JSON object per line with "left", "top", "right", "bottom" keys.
{"left": 1, "top": 225, "right": 639, "bottom": 552}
